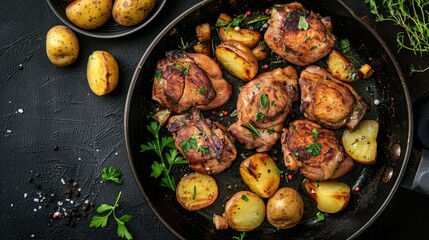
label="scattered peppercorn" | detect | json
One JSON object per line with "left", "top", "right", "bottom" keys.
{"left": 27, "top": 177, "right": 34, "bottom": 183}
{"left": 18, "top": 64, "right": 23, "bottom": 70}
{"left": 287, "top": 173, "right": 294, "bottom": 181}
{"left": 53, "top": 145, "right": 59, "bottom": 151}
{"left": 35, "top": 172, "right": 41, "bottom": 177}
{"left": 35, "top": 184, "right": 41, "bottom": 190}
{"left": 354, "top": 186, "right": 361, "bottom": 192}
{"left": 263, "top": 153, "right": 269, "bottom": 158}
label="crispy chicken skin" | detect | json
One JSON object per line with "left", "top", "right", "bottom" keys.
{"left": 229, "top": 66, "right": 298, "bottom": 152}
{"left": 264, "top": 2, "right": 336, "bottom": 66}
{"left": 153, "top": 50, "right": 232, "bottom": 113}
{"left": 281, "top": 119, "right": 354, "bottom": 181}
{"left": 167, "top": 110, "right": 237, "bottom": 175}
{"left": 300, "top": 65, "right": 369, "bottom": 130}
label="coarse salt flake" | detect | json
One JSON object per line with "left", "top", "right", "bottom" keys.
{"left": 24, "top": 193, "right": 28, "bottom": 198}
{"left": 17, "top": 109, "right": 23, "bottom": 113}
{"left": 374, "top": 99, "right": 380, "bottom": 105}
{"left": 61, "top": 178, "right": 65, "bottom": 185}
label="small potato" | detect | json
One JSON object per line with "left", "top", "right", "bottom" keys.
{"left": 112, "top": 0, "right": 156, "bottom": 26}
{"left": 176, "top": 172, "right": 218, "bottom": 211}
{"left": 359, "top": 64, "right": 374, "bottom": 79}
{"left": 266, "top": 187, "right": 304, "bottom": 229}
{"left": 327, "top": 49, "right": 362, "bottom": 82}
{"left": 46, "top": 25, "right": 79, "bottom": 67}
{"left": 216, "top": 13, "right": 232, "bottom": 25}
{"left": 224, "top": 191, "right": 265, "bottom": 232}
{"left": 219, "top": 27, "right": 262, "bottom": 48}
{"left": 215, "top": 40, "right": 258, "bottom": 81}
{"left": 66, "top": 0, "right": 113, "bottom": 29}
{"left": 87, "top": 51, "right": 119, "bottom": 96}
{"left": 304, "top": 179, "right": 350, "bottom": 213}
{"left": 193, "top": 42, "right": 211, "bottom": 56}
{"left": 240, "top": 153, "right": 280, "bottom": 198}
{"left": 342, "top": 119, "right": 379, "bottom": 164}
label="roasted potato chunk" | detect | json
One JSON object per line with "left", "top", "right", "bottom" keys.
{"left": 219, "top": 27, "right": 262, "bottom": 48}
{"left": 342, "top": 119, "right": 379, "bottom": 164}
{"left": 215, "top": 40, "right": 258, "bottom": 81}
{"left": 46, "top": 25, "right": 79, "bottom": 67}
{"left": 224, "top": 191, "right": 265, "bottom": 231}
{"left": 327, "top": 49, "right": 362, "bottom": 82}
{"left": 196, "top": 23, "right": 211, "bottom": 42}
{"left": 176, "top": 172, "right": 218, "bottom": 211}
{"left": 266, "top": 187, "right": 304, "bottom": 229}
{"left": 66, "top": 0, "right": 112, "bottom": 29}
{"left": 87, "top": 50, "right": 119, "bottom": 96}
{"left": 239, "top": 153, "right": 280, "bottom": 198}
{"left": 304, "top": 179, "right": 350, "bottom": 213}
{"left": 112, "top": 0, "right": 156, "bottom": 26}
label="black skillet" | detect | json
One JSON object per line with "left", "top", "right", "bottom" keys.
{"left": 124, "top": 0, "right": 414, "bottom": 239}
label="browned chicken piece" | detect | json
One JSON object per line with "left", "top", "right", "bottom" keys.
{"left": 167, "top": 110, "right": 237, "bottom": 175}
{"left": 229, "top": 66, "right": 298, "bottom": 152}
{"left": 153, "top": 50, "right": 232, "bottom": 113}
{"left": 300, "top": 65, "right": 369, "bottom": 130}
{"left": 264, "top": 2, "right": 336, "bottom": 66}
{"left": 281, "top": 119, "right": 354, "bottom": 181}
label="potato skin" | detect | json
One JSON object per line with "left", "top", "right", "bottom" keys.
{"left": 266, "top": 187, "right": 304, "bottom": 229}
{"left": 224, "top": 191, "right": 265, "bottom": 231}
{"left": 112, "top": 0, "right": 156, "bottom": 26}
{"left": 215, "top": 40, "right": 258, "bottom": 81}
{"left": 342, "top": 119, "right": 379, "bottom": 164}
{"left": 218, "top": 27, "right": 262, "bottom": 48}
{"left": 176, "top": 172, "right": 218, "bottom": 211}
{"left": 304, "top": 179, "right": 350, "bottom": 213}
{"left": 86, "top": 51, "right": 119, "bottom": 96}
{"left": 66, "top": 0, "right": 113, "bottom": 29}
{"left": 46, "top": 25, "right": 79, "bottom": 67}
{"left": 239, "top": 153, "right": 280, "bottom": 198}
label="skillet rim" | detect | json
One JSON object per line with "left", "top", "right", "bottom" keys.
{"left": 124, "top": 0, "right": 413, "bottom": 239}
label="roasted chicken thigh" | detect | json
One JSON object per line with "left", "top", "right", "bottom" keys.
{"left": 281, "top": 119, "right": 354, "bottom": 181}
{"left": 264, "top": 2, "right": 336, "bottom": 66}
{"left": 300, "top": 65, "right": 369, "bottom": 130}
{"left": 153, "top": 50, "right": 232, "bottom": 113}
{"left": 167, "top": 110, "right": 237, "bottom": 175}
{"left": 229, "top": 66, "right": 299, "bottom": 152}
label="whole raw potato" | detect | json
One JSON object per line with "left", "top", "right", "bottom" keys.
{"left": 87, "top": 51, "right": 119, "bottom": 96}
{"left": 66, "top": 0, "right": 113, "bottom": 29}
{"left": 266, "top": 187, "right": 304, "bottom": 229}
{"left": 112, "top": 0, "right": 156, "bottom": 26}
{"left": 46, "top": 25, "right": 79, "bottom": 67}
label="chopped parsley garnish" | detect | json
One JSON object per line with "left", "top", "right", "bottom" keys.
{"left": 154, "top": 70, "right": 162, "bottom": 79}
{"left": 241, "top": 194, "right": 249, "bottom": 202}
{"left": 176, "top": 64, "right": 190, "bottom": 75}
{"left": 298, "top": 16, "right": 309, "bottom": 30}
{"left": 199, "top": 86, "right": 205, "bottom": 95}
{"left": 180, "top": 136, "right": 198, "bottom": 152}
{"left": 256, "top": 112, "right": 265, "bottom": 121}
{"left": 306, "top": 128, "right": 322, "bottom": 156}
{"left": 192, "top": 185, "right": 197, "bottom": 200}
{"left": 316, "top": 211, "right": 326, "bottom": 222}
{"left": 260, "top": 94, "right": 268, "bottom": 108}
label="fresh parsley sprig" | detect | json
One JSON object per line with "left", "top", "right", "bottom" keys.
{"left": 140, "top": 121, "right": 188, "bottom": 191}
{"left": 306, "top": 128, "right": 322, "bottom": 156}
{"left": 89, "top": 191, "right": 133, "bottom": 240}
{"left": 101, "top": 167, "right": 123, "bottom": 184}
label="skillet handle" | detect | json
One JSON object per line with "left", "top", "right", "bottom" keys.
{"left": 400, "top": 94, "right": 429, "bottom": 195}
{"left": 401, "top": 150, "right": 429, "bottom": 195}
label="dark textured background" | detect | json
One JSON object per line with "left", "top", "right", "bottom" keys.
{"left": 1, "top": 0, "right": 428, "bottom": 239}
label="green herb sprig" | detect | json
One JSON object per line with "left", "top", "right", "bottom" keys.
{"left": 101, "top": 167, "right": 123, "bottom": 184}
{"left": 89, "top": 191, "right": 133, "bottom": 240}
{"left": 233, "top": 232, "right": 247, "bottom": 240}
{"left": 366, "top": 0, "right": 429, "bottom": 74}
{"left": 306, "top": 128, "right": 322, "bottom": 156}
{"left": 140, "top": 121, "right": 188, "bottom": 191}
{"left": 216, "top": 14, "right": 247, "bottom": 33}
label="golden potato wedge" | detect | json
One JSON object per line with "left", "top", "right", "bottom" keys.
{"left": 219, "top": 26, "right": 262, "bottom": 48}
{"left": 215, "top": 40, "right": 258, "bottom": 81}
{"left": 327, "top": 49, "right": 362, "bottom": 82}
{"left": 342, "top": 119, "right": 379, "bottom": 164}
{"left": 193, "top": 42, "right": 211, "bottom": 55}
{"left": 224, "top": 191, "right": 265, "bottom": 231}
{"left": 359, "top": 63, "right": 375, "bottom": 79}
{"left": 176, "top": 172, "right": 218, "bottom": 211}
{"left": 267, "top": 187, "right": 304, "bottom": 229}
{"left": 239, "top": 153, "right": 280, "bottom": 198}
{"left": 196, "top": 23, "right": 211, "bottom": 43}
{"left": 66, "top": 0, "right": 112, "bottom": 29}
{"left": 152, "top": 108, "right": 172, "bottom": 126}
{"left": 216, "top": 13, "right": 232, "bottom": 25}
{"left": 87, "top": 51, "right": 119, "bottom": 96}
{"left": 304, "top": 179, "right": 350, "bottom": 213}
{"left": 252, "top": 44, "right": 267, "bottom": 60}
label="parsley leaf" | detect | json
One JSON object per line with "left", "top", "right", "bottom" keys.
{"left": 180, "top": 136, "right": 198, "bottom": 152}
{"left": 89, "top": 191, "right": 133, "bottom": 240}
{"left": 260, "top": 94, "right": 267, "bottom": 108}
{"left": 199, "top": 86, "right": 205, "bottom": 95}
{"left": 256, "top": 112, "right": 265, "bottom": 121}
{"left": 101, "top": 167, "right": 123, "bottom": 184}
{"left": 176, "top": 64, "right": 190, "bottom": 75}
{"left": 298, "top": 16, "right": 309, "bottom": 30}
{"left": 140, "top": 121, "right": 188, "bottom": 191}
{"left": 306, "top": 128, "right": 322, "bottom": 156}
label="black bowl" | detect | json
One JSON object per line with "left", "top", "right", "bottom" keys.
{"left": 46, "top": 0, "right": 166, "bottom": 38}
